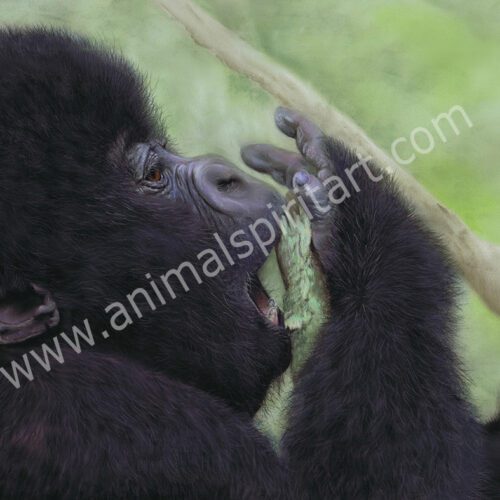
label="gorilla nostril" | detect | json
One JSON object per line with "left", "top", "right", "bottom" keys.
{"left": 216, "top": 176, "right": 240, "bottom": 192}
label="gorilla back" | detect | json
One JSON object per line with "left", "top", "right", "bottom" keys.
{"left": 0, "top": 28, "right": 497, "bottom": 499}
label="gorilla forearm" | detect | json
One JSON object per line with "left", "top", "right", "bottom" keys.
{"left": 281, "top": 138, "right": 483, "bottom": 498}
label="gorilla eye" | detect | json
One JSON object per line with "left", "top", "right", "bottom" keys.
{"left": 145, "top": 168, "right": 163, "bottom": 183}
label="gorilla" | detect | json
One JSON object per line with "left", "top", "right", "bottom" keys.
{"left": 0, "top": 28, "right": 497, "bottom": 499}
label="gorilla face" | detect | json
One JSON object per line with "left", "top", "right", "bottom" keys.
{"left": 116, "top": 137, "right": 292, "bottom": 414}
{"left": 124, "top": 138, "right": 288, "bottom": 328}
{"left": 0, "top": 28, "right": 290, "bottom": 415}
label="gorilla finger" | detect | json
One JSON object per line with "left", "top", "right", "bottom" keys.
{"left": 292, "top": 170, "right": 332, "bottom": 223}
{"left": 317, "top": 168, "right": 331, "bottom": 182}
{"left": 274, "top": 107, "right": 323, "bottom": 140}
{"left": 241, "top": 144, "right": 309, "bottom": 188}
{"left": 274, "top": 107, "right": 331, "bottom": 171}
{"left": 292, "top": 171, "right": 335, "bottom": 262}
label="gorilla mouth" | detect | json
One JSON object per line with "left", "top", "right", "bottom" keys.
{"left": 248, "top": 274, "right": 284, "bottom": 327}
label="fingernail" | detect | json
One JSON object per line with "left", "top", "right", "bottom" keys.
{"left": 275, "top": 107, "right": 295, "bottom": 136}
{"left": 293, "top": 170, "right": 310, "bottom": 187}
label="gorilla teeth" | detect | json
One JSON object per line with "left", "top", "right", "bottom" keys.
{"left": 266, "top": 298, "right": 279, "bottom": 325}
{"left": 248, "top": 274, "right": 283, "bottom": 327}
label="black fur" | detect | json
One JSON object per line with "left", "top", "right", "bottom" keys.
{"left": 0, "top": 28, "right": 496, "bottom": 499}
{"left": 485, "top": 416, "right": 500, "bottom": 498}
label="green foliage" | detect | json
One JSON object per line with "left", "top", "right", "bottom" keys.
{"left": 255, "top": 208, "right": 330, "bottom": 443}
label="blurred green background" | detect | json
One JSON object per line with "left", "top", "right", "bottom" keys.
{"left": 2, "top": 0, "right": 499, "bottom": 418}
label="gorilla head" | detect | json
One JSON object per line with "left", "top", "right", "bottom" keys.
{"left": 0, "top": 28, "right": 290, "bottom": 415}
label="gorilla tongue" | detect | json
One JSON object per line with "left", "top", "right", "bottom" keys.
{"left": 249, "top": 276, "right": 280, "bottom": 326}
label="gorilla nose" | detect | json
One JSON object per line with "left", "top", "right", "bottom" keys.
{"left": 192, "top": 157, "right": 283, "bottom": 220}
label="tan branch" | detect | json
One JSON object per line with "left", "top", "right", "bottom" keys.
{"left": 155, "top": 0, "right": 500, "bottom": 316}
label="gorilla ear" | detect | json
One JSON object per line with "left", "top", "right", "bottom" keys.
{"left": 0, "top": 284, "right": 60, "bottom": 344}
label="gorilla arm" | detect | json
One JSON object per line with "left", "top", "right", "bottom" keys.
{"left": 242, "top": 108, "right": 483, "bottom": 499}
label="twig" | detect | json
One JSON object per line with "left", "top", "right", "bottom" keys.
{"left": 154, "top": 0, "right": 500, "bottom": 316}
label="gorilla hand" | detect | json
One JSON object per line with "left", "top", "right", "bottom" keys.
{"left": 241, "top": 107, "right": 336, "bottom": 266}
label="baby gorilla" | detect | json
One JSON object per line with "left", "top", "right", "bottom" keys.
{"left": 0, "top": 28, "right": 497, "bottom": 499}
